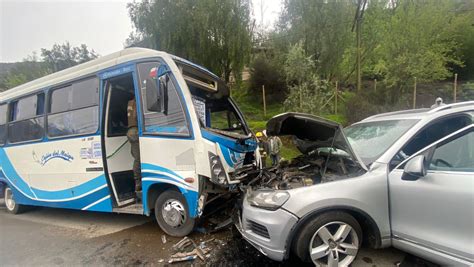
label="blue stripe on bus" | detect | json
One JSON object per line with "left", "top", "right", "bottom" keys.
{"left": 0, "top": 149, "right": 36, "bottom": 198}
{"left": 141, "top": 163, "right": 198, "bottom": 218}
{"left": 141, "top": 163, "right": 185, "bottom": 181}
{"left": 0, "top": 149, "right": 108, "bottom": 206}
{"left": 218, "top": 143, "right": 242, "bottom": 167}
{"left": 10, "top": 184, "right": 112, "bottom": 212}
{"left": 201, "top": 129, "right": 257, "bottom": 153}
{"left": 31, "top": 175, "right": 107, "bottom": 201}
{"left": 83, "top": 196, "right": 113, "bottom": 212}
{"left": 142, "top": 179, "right": 198, "bottom": 218}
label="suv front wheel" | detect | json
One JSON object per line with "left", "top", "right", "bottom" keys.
{"left": 293, "top": 211, "right": 362, "bottom": 266}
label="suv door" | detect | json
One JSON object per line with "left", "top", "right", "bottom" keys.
{"left": 388, "top": 125, "right": 474, "bottom": 265}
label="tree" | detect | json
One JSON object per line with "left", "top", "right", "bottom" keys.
{"left": 41, "top": 42, "right": 98, "bottom": 72}
{"left": 283, "top": 43, "right": 332, "bottom": 114}
{"left": 278, "top": 0, "right": 355, "bottom": 80}
{"left": 127, "top": 0, "right": 253, "bottom": 82}
{"left": 451, "top": 0, "right": 474, "bottom": 80}
{"left": 248, "top": 53, "right": 286, "bottom": 99}
{"left": 362, "top": 1, "right": 464, "bottom": 102}
{"left": 1, "top": 42, "right": 98, "bottom": 91}
{"left": 0, "top": 62, "right": 50, "bottom": 90}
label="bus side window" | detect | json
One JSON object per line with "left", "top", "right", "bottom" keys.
{"left": 47, "top": 77, "right": 99, "bottom": 138}
{"left": 0, "top": 104, "right": 6, "bottom": 145}
{"left": 8, "top": 93, "right": 45, "bottom": 143}
{"left": 137, "top": 62, "right": 190, "bottom": 136}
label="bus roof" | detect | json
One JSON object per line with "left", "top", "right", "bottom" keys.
{"left": 0, "top": 48, "right": 220, "bottom": 102}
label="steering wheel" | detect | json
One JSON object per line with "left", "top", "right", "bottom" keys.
{"left": 434, "top": 158, "right": 453, "bottom": 168}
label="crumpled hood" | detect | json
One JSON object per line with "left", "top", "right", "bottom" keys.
{"left": 266, "top": 112, "right": 367, "bottom": 170}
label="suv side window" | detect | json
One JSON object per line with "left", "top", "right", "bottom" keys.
{"left": 429, "top": 130, "right": 474, "bottom": 172}
{"left": 390, "top": 114, "right": 472, "bottom": 169}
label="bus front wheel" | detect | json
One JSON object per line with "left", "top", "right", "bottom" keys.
{"left": 154, "top": 189, "right": 195, "bottom": 237}
{"left": 4, "top": 186, "right": 26, "bottom": 214}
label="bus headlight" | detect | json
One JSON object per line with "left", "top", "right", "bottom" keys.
{"left": 209, "top": 153, "right": 227, "bottom": 185}
{"left": 246, "top": 189, "right": 289, "bottom": 210}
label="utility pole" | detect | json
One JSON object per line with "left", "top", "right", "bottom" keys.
{"left": 352, "top": 0, "right": 367, "bottom": 93}
{"left": 262, "top": 85, "right": 267, "bottom": 117}
{"left": 335, "top": 81, "right": 338, "bottom": 115}
{"left": 374, "top": 79, "right": 377, "bottom": 92}
{"left": 356, "top": 18, "right": 361, "bottom": 92}
{"left": 453, "top": 73, "right": 458, "bottom": 103}
{"left": 413, "top": 77, "right": 417, "bottom": 109}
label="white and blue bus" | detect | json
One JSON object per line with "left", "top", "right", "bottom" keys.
{"left": 0, "top": 48, "right": 258, "bottom": 236}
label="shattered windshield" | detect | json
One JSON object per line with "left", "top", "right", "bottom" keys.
{"left": 176, "top": 60, "right": 249, "bottom": 138}
{"left": 187, "top": 84, "right": 249, "bottom": 138}
{"left": 344, "top": 119, "right": 419, "bottom": 165}
{"left": 196, "top": 96, "right": 247, "bottom": 135}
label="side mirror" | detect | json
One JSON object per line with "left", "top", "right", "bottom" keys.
{"left": 402, "top": 155, "right": 427, "bottom": 181}
{"left": 146, "top": 72, "right": 169, "bottom": 114}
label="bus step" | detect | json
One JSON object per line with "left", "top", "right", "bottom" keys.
{"left": 113, "top": 203, "right": 144, "bottom": 215}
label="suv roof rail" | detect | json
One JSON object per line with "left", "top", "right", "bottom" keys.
{"left": 427, "top": 101, "right": 474, "bottom": 114}
{"left": 363, "top": 108, "right": 429, "bottom": 121}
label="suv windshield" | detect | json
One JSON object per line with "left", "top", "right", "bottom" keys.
{"left": 344, "top": 119, "right": 419, "bottom": 165}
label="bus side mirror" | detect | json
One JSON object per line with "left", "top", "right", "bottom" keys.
{"left": 146, "top": 73, "right": 169, "bottom": 114}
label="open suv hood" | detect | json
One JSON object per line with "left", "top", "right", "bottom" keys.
{"left": 266, "top": 113, "right": 368, "bottom": 171}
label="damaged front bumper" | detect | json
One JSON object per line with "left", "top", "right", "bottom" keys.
{"left": 234, "top": 195, "right": 298, "bottom": 262}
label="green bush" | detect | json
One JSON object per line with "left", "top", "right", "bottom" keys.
{"left": 248, "top": 54, "right": 287, "bottom": 101}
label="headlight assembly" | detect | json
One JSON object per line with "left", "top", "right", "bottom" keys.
{"left": 246, "top": 189, "right": 290, "bottom": 210}
{"left": 209, "top": 152, "right": 227, "bottom": 185}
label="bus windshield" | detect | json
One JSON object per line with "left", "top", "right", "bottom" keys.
{"left": 176, "top": 61, "right": 249, "bottom": 139}
{"left": 190, "top": 89, "right": 248, "bottom": 138}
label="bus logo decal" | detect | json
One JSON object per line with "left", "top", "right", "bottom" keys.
{"left": 33, "top": 150, "right": 74, "bottom": 166}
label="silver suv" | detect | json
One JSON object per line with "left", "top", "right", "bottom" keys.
{"left": 236, "top": 101, "right": 474, "bottom": 266}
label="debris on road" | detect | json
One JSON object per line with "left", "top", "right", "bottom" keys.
{"left": 161, "top": 235, "right": 167, "bottom": 244}
{"left": 211, "top": 217, "right": 233, "bottom": 232}
{"left": 168, "top": 236, "right": 213, "bottom": 264}
{"left": 168, "top": 255, "right": 197, "bottom": 263}
{"left": 171, "top": 236, "right": 194, "bottom": 253}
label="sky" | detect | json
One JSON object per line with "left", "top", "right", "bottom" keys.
{"left": 0, "top": 0, "right": 282, "bottom": 63}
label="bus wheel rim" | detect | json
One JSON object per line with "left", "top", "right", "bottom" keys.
{"left": 162, "top": 199, "right": 186, "bottom": 228}
{"left": 5, "top": 188, "right": 16, "bottom": 211}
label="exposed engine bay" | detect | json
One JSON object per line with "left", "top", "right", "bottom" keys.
{"left": 234, "top": 145, "right": 365, "bottom": 190}
{"left": 232, "top": 113, "right": 367, "bottom": 190}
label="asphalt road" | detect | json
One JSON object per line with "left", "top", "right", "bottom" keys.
{"left": 0, "top": 200, "right": 416, "bottom": 266}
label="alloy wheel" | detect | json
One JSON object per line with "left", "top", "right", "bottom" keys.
{"left": 309, "top": 221, "right": 360, "bottom": 266}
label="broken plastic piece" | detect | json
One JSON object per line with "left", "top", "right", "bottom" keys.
{"left": 168, "top": 255, "right": 197, "bottom": 263}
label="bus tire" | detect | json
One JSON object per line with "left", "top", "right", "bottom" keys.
{"left": 4, "top": 186, "right": 26, "bottom": 214}
{"left": 154, "top": 189, "right": 195, "bottom": 237}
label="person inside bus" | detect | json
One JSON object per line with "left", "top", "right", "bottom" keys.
{"left": 127, "top": 95, "right": 142, "bottom": 200}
